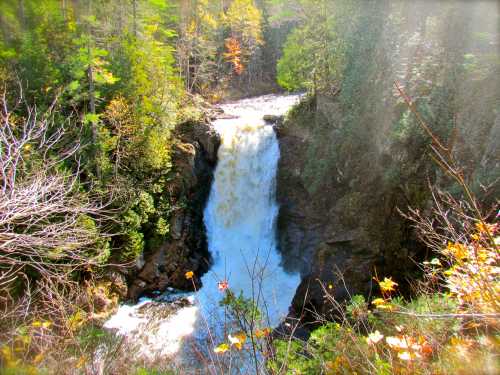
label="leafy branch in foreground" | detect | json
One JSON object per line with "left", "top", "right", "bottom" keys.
{"left": 394, "top": 81, "right": 499, "bottom": 320}
{"left": 0, "top": 91, "right": 111, "bottom": 363}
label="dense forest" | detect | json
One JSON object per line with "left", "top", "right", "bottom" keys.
{"left": 0, "top": 1, "right": 498, "bottom": 374}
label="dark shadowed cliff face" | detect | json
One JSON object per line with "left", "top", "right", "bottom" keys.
{"left": 275, "top": 98, "right": 398, "bottom": 322}
{"left": 128, "top": 121, "right": 220, "bottom": 300}
{"left": 275, "top": 95, "right": 499, "bottom": 324}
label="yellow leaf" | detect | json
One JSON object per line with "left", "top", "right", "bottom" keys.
{"left": 378, "top": 277, "right": 398, "bottom": 293}
{"left": 33, "top": 353, "right": 44, "bottom": 364}
{"left": 67, "top": 310, "right": 86, "bottom": 332}
{"left": 228, "top": 332, "right": 246, "bottom": 350}
{"left": 371, "top": 298, "right": 386, "bottom": 306}
{"left": 255, "top": 327, "right": 272, "bottom": 338}
{"left": 185, "top": 271, "right": 194, "bottom": 280}
{"left": 475, "top": 222, "right": 496, "bottom": 234}
{"left": 375, "top": 303, "right": 394, "bottom": 311}
{"left": 76, "top": 355, "right": 86, "bottom": 369}
{"left": 214, "top": 343, "right": 230, "bottom": 354}
{"left": 445, "top": 242, "right": 468, "bottom": 260}
{"left": 1, "top": 345, "right": 13, "bottom": 362}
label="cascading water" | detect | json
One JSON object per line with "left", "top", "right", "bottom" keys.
{"left": 199, "top": 94, "right": 302, "bottom": 326}
{"left": 103, "top": 94, "right": 302, "bottom": 371}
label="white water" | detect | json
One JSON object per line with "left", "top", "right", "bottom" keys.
{"left": 103, "top": 94, "right": 302, "bottom": 369}
{"left": 103, "top": 296, "right": 198, "bottom": 359}
{"left": 199, "top": 94, "right": 302, "bottom": 325}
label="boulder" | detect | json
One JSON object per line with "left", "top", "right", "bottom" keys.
{"left": 263, "top": 114, "right": 283, "bottom": 125}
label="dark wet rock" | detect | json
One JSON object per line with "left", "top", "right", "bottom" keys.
{"left": 127, "top": 120, "right": 220, "bottom": 300}
{"left": 169, "top": 209, "right": 184, "bottom": 240}
{"left": 263, "top": 114, "right": 283, "bottom": 125}
{"left": 136, "top": 297, "right": 193, "bottom": 319}
{"left": 273, "top": 316, "right": 311, "bottom": 342}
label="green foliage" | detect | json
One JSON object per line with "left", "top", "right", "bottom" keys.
{"left": 0, "top": 0, "right": 189, "bottom": 268}
{"left": 346, "top": 294, "right": 368, "bottom": 319}
{"left": 134, "top": 368, "right": 175, "bottom": 375}
{"left": 121, "top": 230, "right": 145, "bottom": 262}
{"left": 76, "top": 325, "right": 115, "bottom": 351}
{"left": 155, "top": 218, "right": 169, "bottom": 236}
{"left": 76, "top": 214, "right": 111, "bottom": 264}
{"left": 268, "top": 338, "right": 317, "bottom": 374}
{"left": 277, "top": 28, "right": 316, "bottom": 91}
{"left": 220, "top": 290, "right": 262, "bottom": 331}
{"left": 276, "top": 0, "right": 346, "bottom": 92}
{"left": 269, "top": 321, "right": 365, "bottom": 374}
{"left": 140, "top": 127, "right": 172, "bottom": 171}
{"left": 269, "top": 292, "right": 482, "bottom": 374}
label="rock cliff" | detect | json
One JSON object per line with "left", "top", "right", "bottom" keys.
{"left": 276, "top": 103, "right": 388, "bottom": 323}
{"left": 127, "top": 120, "right": 220, "bottom": 300}
{"left": 276, "top": 94, "right": 499, "bottom": 326}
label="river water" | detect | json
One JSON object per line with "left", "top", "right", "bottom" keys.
{"left": 104, "top": 93, "right": 302, "bottom": 373}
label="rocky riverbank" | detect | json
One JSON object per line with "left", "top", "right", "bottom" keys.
{"left": 127, "top": 119, "right": 220, "bottom": 300}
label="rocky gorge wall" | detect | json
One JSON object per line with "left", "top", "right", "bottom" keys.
{"left": 127, "top": 120, "right": 220, "bottom": 300}
{"left": 274, "top": 94, "right": 499, "bottom": 326}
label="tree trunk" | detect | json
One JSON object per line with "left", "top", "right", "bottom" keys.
{"left": 18, "top": 0, "right": 26, "bottom": 28}
{"left": 132, "top": 0, "right": 137, "bottom": 38}
{"left": 87, "top": 65, "right": 101, "bottom": 179}
{"left": 87, "top": 0, "right": 100, "bottom": 179}
{"left": 60, "top": 0, "right": 67, "bottom": 21}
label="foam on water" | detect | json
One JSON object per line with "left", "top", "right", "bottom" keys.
{"left": 103, "top": 296, "right": 198, "bottom": 359}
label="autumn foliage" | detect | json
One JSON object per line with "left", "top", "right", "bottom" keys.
{"left": 225, "top": 37, "right": 244, "bottom": 75}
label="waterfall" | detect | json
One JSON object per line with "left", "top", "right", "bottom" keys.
{"left": 103, "top": 94, "right": 302, "bottom": 369}
{"left": 199, "top": 95, "right": 301, "bottom": 325}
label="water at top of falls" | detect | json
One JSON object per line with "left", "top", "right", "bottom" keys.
{"left": 103, "top": 93, "right": 303, "bottom": 369}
